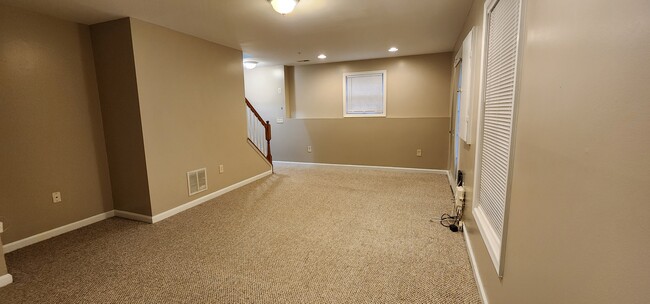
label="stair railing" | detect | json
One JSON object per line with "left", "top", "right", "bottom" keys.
{"left": 245, "top": 98, "right": 272, "bottom": 164}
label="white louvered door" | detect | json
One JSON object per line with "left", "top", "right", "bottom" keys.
{"left": 473, "top": 0, "right": 522, "bottom": 277}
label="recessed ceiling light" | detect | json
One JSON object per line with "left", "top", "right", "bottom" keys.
{"left": 388, "top": 47, "right": 399, "bottom": 52}
{"left": 243, "top": 60, "right": 258, "bottom": 69}
{"left": 317, "top": 54, "right": 327, "bottom": 59}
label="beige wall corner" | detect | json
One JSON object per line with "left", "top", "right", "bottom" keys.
{"left": 129, "top": 18, "right": 271, "bottom": 216}
{"left": 283, "top": 65, "right": 295, "bottom": 118}
{"left": 90, "top": 18, "right": 153, "bottom": 216}
{"left": 457, "top": 0, "right": 650, "bottom": 303}
{"left": 0, "top": 4, "right": 114, "bottom": 244}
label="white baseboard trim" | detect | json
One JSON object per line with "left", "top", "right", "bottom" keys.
{"left": 114, "top": 210, "right": 153, "bottom": 223}
{"left": 151, "top": 169, "right": 273, "bottom": 223}
{"left": 464, "top": 228, "right": 489, "bottom": 304}
{"left": 0, "top": 274, "right": 13, "bottom": 288}
{"left": 273, "top": 161, "right": 449, "bottom": 175}
{"left": 0, "top": 171, "right": 273, "bottom": 253}
{"left": 2, "top": 210, "right": 115, "bottom": 254}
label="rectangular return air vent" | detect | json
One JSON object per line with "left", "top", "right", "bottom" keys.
{"left": 187, "top": 168, "right": 207, "bottom": 196}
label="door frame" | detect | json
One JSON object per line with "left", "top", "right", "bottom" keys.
{"left": 450, "top": 52, "right": 463, "bottom": 187}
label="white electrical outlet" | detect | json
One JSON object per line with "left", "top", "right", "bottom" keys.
{"left": 219, "top": 165, "right": 224, "bottom": 173}
{"left": 416, "top": 149, "right": 422, "bottom": 157}
{"left": 307, "top": 145, "right": 312, "bottom": 153}
{"left": 52, "top": 192, "right": 62, "bottom": 203}
{"left": 276, "top": 118, "right": 284, "bottom": 124}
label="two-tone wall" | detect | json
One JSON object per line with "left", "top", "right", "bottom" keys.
{"left": 245, "top": 53, "right": 453, "bottom": 169}
{"left": 455, "top": 0, "right": 650, "bottom": 303}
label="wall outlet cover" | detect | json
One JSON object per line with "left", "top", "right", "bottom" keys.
{"left": 52, "top": 192, "right": 62, "bottom": 203}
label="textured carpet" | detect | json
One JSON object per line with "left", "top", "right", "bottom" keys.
{"left": 0, "top": 163, "right": 480, "bottom": 303}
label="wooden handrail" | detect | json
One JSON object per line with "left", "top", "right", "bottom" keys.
{"left": 245, "top": 98, "right": 272, "bottom": 164}
{"left": 245, "top": 98, "right": 266, "bottom": 126}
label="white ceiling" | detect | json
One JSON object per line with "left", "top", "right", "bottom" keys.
{"left": 1, "top": 0, "right": 473, "bottom": 66}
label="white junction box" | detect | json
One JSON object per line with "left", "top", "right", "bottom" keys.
{"left": 455, "top": 186, "right": 465, "bottom": 208}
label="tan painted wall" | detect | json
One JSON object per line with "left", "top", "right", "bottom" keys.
{"left": 129, "top": 19, "right": 271, "bottom": 215}
{"left": 283, "top": 66, "right": 295, "bottom": 117}
{"left": 273, "top": 118, "right": 449, "bottom": 169}
{"left": 0, "top": 5, "right": 113, "bottom": 244}
{"left": 90, "top": 18, "right": 152, "bottom": 216}
{"left": 291, "top": 53, "right": 453, "bottom": 118}
{"left": 244, "top": 65, "right": 287, "bottom": 122}
{"left": 457, "top": 0, "right": 650, "bottom": 303}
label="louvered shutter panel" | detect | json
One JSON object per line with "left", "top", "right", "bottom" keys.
{"left": 346, "top": 73, "right": 384, "bottom": 114}
{"left": 477, "top": 0, "right": 521, "bottom": 239}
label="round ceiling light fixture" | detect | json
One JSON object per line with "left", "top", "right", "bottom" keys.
{"left": 243, "top": 60, "right": 258, "bottom": 69}
{"left": 317, "top": 54, "right": 327, "bottom": 59}
{"left": 268, "top": 0, "right": 299, "bottom": 15}
{"left": 388, "top": 47, "right": 399, "bottom": 52}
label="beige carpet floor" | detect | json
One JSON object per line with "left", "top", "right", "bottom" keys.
{"left": 0, "top": 163, "right": 480, "bottom": 303}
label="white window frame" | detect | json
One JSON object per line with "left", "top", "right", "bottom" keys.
{"left": 342, "top": 70, "right": 387, "bottom": 117}
{"left": 471, "top": 0, "right": 525, "bottom": 278}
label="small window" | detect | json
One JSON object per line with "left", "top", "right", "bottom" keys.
{"left": 343, "top": 70, "right": 386, "bottom": 117}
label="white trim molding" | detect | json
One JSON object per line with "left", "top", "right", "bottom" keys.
{"left": 470, "top": 0, "right": 524, "bottom": 278}
{"left": 274, "top": 161, "right": 448, "bottom": 175}
{"left": 464, "top": 228, "right": 489, "bottom": 304}
{"left": 3, "top": 210, "right": 115, "bottom": 254}
{"left": 151, "top": 169, "right": 273, "bottom": 223}
{"left": 342, "top": 70, "right": 387, "bottom": 118}
{"left": 0, "top": 274, "right": 13, "bottom": 288}
{"left": 2, "top": 170, "right": 273, "bottom": 253}
{"left": 473, "top": 205, "right": 503, "bottom": 273}
{"left": 114, "top": 210, "right": 153, "bottom": 223}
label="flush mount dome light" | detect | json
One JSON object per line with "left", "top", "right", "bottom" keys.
{"left": 388, "top": 47, "right": 399, "bottom": 52}
{"left": 243, "top": 60, "right": 258, "bottom": 69}
{"left": 317, "top": 54, "right": 327, "bottom": 59}
{"left": 268, "top": 0, "right": 299, "bottom": 15}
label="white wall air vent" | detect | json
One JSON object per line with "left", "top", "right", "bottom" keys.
{"left": 187, "top": 168, "right": 208, "bottom": 196}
